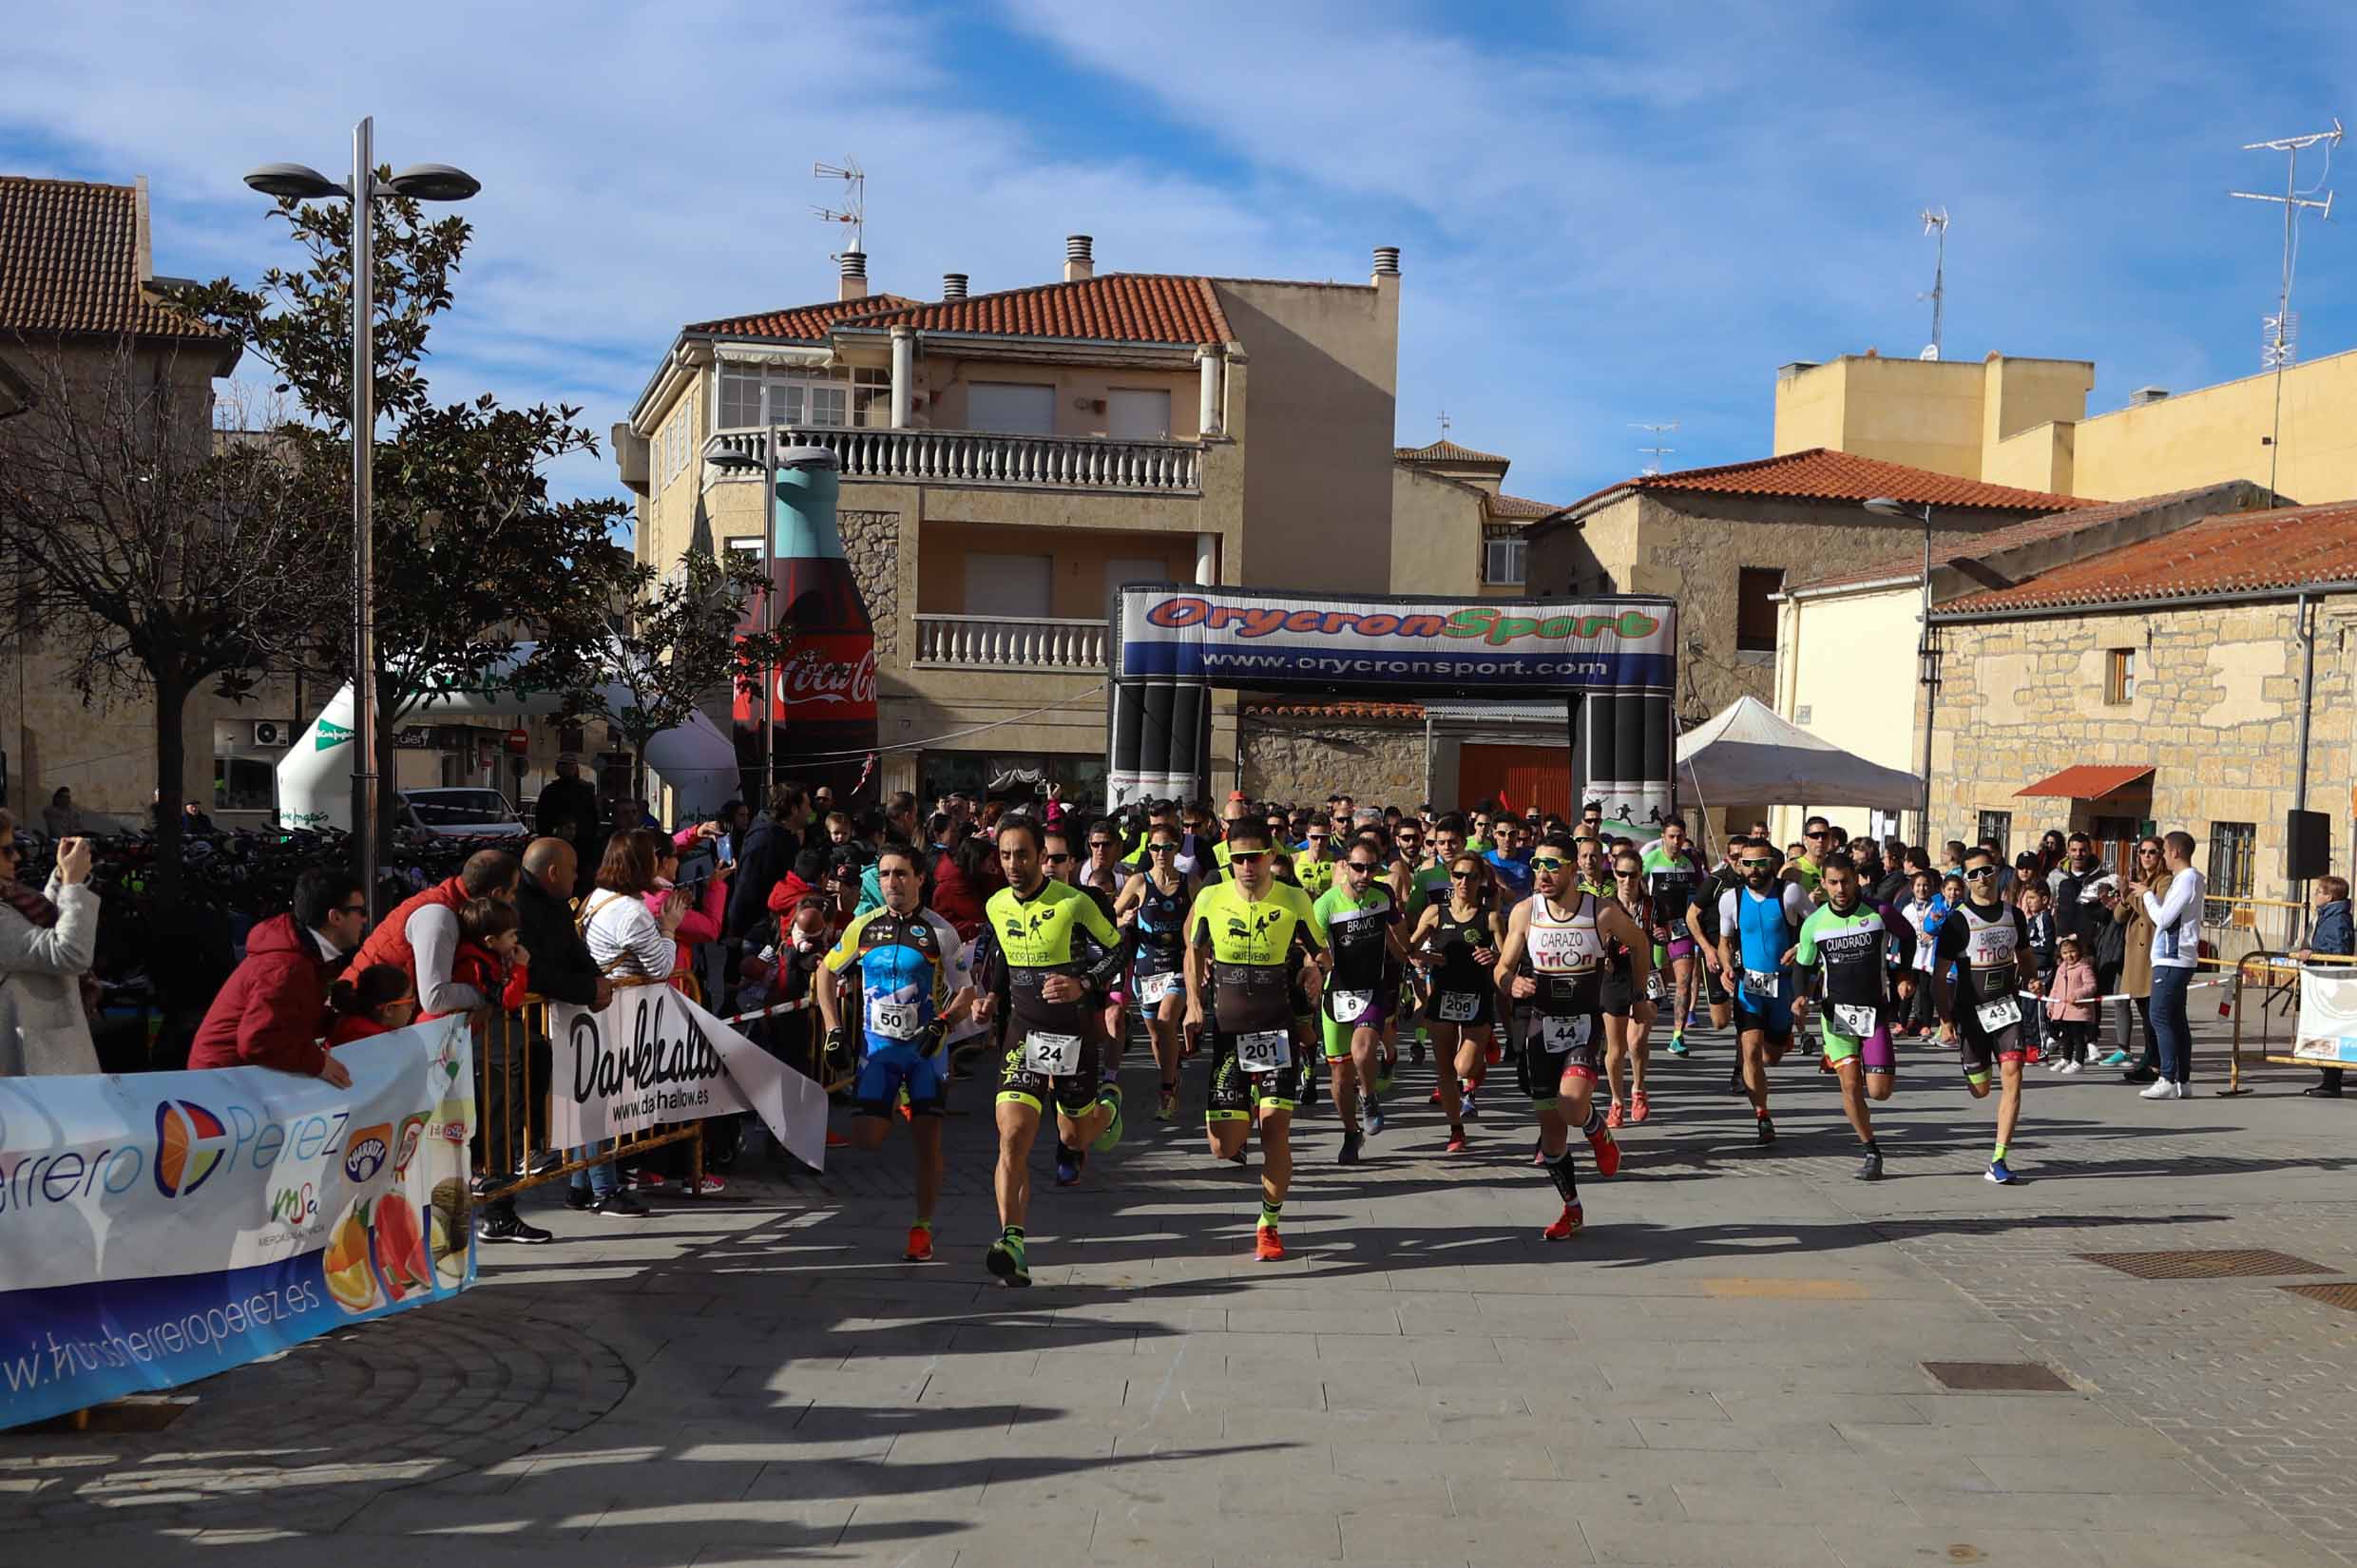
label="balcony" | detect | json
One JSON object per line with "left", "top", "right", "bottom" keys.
{"left": 913, "top": 613, "right": 1108, "bottom": 672}
{"left": 709, "top": 426, "right": 1201, "bottom": 496}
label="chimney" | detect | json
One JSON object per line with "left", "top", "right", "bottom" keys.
{"left": 1371, "top": 245, "right": 1401, "bottom": 279}
{"left": 1064, "top": 234, "right": 1094, "bottom": 282}
{"left": 942, "top": 272, "right": 968, "bottom": 299}
{"left": 2130, "top": 385, "right": 2170, "bottom": 407}
{"left": 838, "top": 250, "right": 868, "bottom": 302}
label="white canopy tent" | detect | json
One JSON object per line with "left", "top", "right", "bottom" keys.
{"left": 1675, "top": 696, "right": 1921, "bottom": 813}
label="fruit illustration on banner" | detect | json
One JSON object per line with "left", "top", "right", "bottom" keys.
{"left": 322, "top": 1198, "right": 382, "bottom": 1314}
{"left": 373, "top": 1193, "right": 431, "bottom": 1302}
{"left": 429, "top": 1177, "right": 469, "bottom": 1286}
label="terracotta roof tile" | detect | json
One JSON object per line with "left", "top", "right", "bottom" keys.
{"left": 1557, "top": 448, "right": 2094, "bottom": 521}
{"left": 1485, "top": 492, "right": 1560, "bottom": 521}
{"left": 1943, "top": 500, "right": 2357, "bottom": 614}
{"left": 684, "top": 294, "right": 922, "bottom": 341}
{"left": 840, "top": 274, "right": 1233, "bottom": 346}
{"left": 0, "top": 175, "right": 220, "bottom": 342}
{"left": 2017, "top": 764, "right": 2155, "bottom": 799}
{"left": 1396, "top": 438, "right": 1511, "bottom": 467}
{"left": 1786, "top": 484, "right": 2262, "bottom": 596}
{"left": 1242, "top": 699, "right": 1425, "bottom": 720}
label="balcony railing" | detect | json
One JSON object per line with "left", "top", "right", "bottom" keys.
{"left": 913, "top": 613, "right": 1108, "bottom": 672}
{"left": 709, "top": 426, "right": 1200, "bottom": 495}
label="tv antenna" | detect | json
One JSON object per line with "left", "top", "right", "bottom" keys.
{"left": 1437, "top": 407, "right": 1452, "bottom": 439}
{"left": 813, "top": 158, "right": 865, "bottom": 256}
{"left": 1631, "top": 421, "right": 1679, "bottom": 475}
{"left": 2231, "top": 118, "right": 2340, "bottom": 500}
{"left": 1918, "top": 207, "right": 1949, "bottom": 361}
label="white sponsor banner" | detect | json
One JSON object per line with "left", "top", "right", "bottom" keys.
{"left": 2294, "top": 971, "right": 2357, "bottom": 1064}
{"left": 550, "top": 985, "right": 828, "bottom": 1169}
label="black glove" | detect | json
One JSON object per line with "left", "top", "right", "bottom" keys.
{"left": 824, "top": 1024, "right": 851, "bottom": 1063}
{"left": 920, "top": 1018, "right": 949, "bottom": 1057}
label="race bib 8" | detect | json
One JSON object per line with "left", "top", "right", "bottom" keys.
{"left": 1974, "top": 996, "right": 2022, "bottom": 1033}
{"left": 1644, "top": 972, "right": 1664, "bottom": 1002}
{"left": 1540, "top": 1014, "right": 1592, "bottom": 1053}
{"left": 867, "top": 999, "right": 922, "bottom": 1041}
{"left": 1022, "top": 1031, "right": 1084, "bottom": 1076}
{"left": 1437, "top": 990, "right": 1481, "bottom": 1023}
{"left": 1237, "top": 1029, "right": 1291, "bottom": 1073}
{"left": 1330, "top": 987, "right": 1374, "bottom": 1023}
{"left": 1832, "top": 1002, "right": 1879, "bottom": 1038}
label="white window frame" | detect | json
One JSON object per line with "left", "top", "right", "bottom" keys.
{"left": 1483, "top": 536, "right": 1527, "bottom": 585}
{"left": 713, "top": 364, "right": 890, "bottom": 432}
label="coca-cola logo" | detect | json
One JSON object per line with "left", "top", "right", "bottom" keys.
{"left": 776, "top": 644, "right": 878, "bottom": 710}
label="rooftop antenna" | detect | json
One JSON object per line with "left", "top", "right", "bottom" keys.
{"left": 1918, "top": 207, "right": 1949, "bottom": 361}
{"left": 1437, "top": 407, "right": 1451, "bottom": 439}
{"left": 2231, "top": 118, "right": 2340, "bottom": 502}
{"left": 1632, "top": 421, "right": 1678, "bottom": 475}
{"left": 813, "top": 158, "right": 865, "bottom": 256}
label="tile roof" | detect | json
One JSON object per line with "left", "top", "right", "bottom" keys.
{"left": 1785, "top": 484, "right": 2257, "bottom": 596}
{"left": 839, "top": 274, "right": 1233, "bottom": 346}
{"left": 2017, "top": 764, "right": 2155, "bottom": 799}
{"left": 1943, "top": 500, "right": 2357, "bottom": 614}
{"left": 1557, "top": 448, "right": 2094, "bottom": 521}
{"left": 1485, "top": 492, "right": 1561, "bottom": 521}
{"left": 1396, "top": 438, "right": 1511, "bottom": 468}
{"left": 1242, "top": 699, "right": 1425, "bottom": 720}
{"left": 0, "top": 175, "right": 220, "bottom": 342}
{"left": 684, "top": 294, "right": 923, "bottom": 341}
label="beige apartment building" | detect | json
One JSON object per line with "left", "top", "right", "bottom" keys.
{"left": 1389, "top": 436, "right": 1559, "bottom": 597}
{"left": 1773, "top": 344, "right": 2357, "bottom": 503}
{"left": 618, "top": 237, "right": 1403, "bottom": 806}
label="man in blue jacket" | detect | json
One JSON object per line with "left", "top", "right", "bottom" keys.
{"left": 2297, "top": 874, "right": 2354, "bottom": 1097}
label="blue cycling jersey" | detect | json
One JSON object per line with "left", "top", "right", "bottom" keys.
{"left": 1721, "top": 883, "right": 1810, "bottom": 1005}
{"left": 823, "top": 907, "right": 962, "bottom": 1045}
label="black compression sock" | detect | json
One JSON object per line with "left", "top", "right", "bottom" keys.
{"left": 1545, "top": 1151, "right": 1580, "bottom": 1205}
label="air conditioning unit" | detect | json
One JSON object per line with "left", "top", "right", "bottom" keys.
{"left": 251, "top": 719, "right": 293, "bottom": 748}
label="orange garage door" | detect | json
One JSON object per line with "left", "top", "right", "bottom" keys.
{"left": 1457, "top": 743, "right": 1571, "bottom": 819}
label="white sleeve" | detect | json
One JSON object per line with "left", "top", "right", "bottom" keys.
{"left": 412, "top": 906, "right": 487, "bottom": 1015}
{"left": 2145, "top": 868, "right": 2199, "bottom": 929}
{"left": 1717, "top": 888, "right": 1738, "bottom": 934}
{"left": 928, "top": 911, "right": 965, "bottom": 973}
{"left": 1783, "top": 884, "right": 1812, "bottom": 926}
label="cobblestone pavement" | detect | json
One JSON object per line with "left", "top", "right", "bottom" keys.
{"left": 3, "top": 1012, "right": 2351, "bottom": 1567}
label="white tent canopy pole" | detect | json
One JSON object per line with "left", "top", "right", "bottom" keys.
{"left": 278, "top": 644, "right": 738, "bottom": 832}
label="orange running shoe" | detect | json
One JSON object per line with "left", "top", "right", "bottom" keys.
{"left": 1445, "top": 1129, "right": 1469, "bottom": 1154}
{"left": 904, "top": 1225, "right": 934, "bottom": 1263}
{"left": 825, "top": 1130, "right": 852, "bottom": 1149}
{"left": 1589, "top": 1124, "right": 1622, "bottom": 1178}
{"left": 1629, "top": 1089, "right": 1651, "bottom": 1124}
{"left": 1255, "top": 1226, "right": 1286, "bottom": 1262}
{"left": 1542, "top": 1203, "right": 1584, "bottom": 1242}
{"left": 1485, "top": 1042, "right": 1504, "bottom": 1065}
{"left": 1604, "top": 1098, "right": 1624, "bottom": 1129}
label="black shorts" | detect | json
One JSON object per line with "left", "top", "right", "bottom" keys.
{"left": 997, "top": 1020, "right": 1105, "bottom": 1117}
{"left": 1599, "top": 968, "right": 1637, "bottom": 1019}
{"left": 1703, "top": 963, "right": 1731, "bottom": 1005}
{"left": 1958, "top": 1025, "right": 2036, "bottom": 1079}
{"left": 1206, "top": 1024, "right": 1306, "bottom": 1120}
{"left": 1516, "top": 1010, "right": 1602, "bottom": 1103}
{"left": 1427, "top": 984, "right": 1495, "bottom": 1030}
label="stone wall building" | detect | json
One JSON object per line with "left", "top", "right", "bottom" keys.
{"left": 1928, "top": 498, "right": 2357, "bottom": 942}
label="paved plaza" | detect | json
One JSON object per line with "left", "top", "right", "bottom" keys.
{"left": 7, "top": 1010, "right": 2356, "bottom": 1568}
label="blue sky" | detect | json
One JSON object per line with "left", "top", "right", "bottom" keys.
{"left": 9, "top": 1, "right": 2357, "bottom": 517}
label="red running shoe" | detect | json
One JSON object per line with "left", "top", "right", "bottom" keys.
{"left": 1629, "top": 1089, "right": 1651, "bottom": 1124}
{"left": 1445, "top": 1129, "right": 1470, "bottom": 1154}
{"left": 1604, "top": 1098, "right": 1624, "bottom": 1129}
{"left": 1485, "top": 1042, "right": 1504, "bottom": 1065}
{"left": 904, "top": 1225, "right": 934, "bottom": 1263}
{"left": 1255, "top": 1227, "right": 1286, "bottom": 1262}
{"left": 1543, "top": 1203, "right": 1584, "bottom": 1242}
{"left": 1588, "top": 1124, "right": 1622, "bottom": 1178}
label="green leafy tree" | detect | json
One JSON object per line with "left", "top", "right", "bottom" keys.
{"left": 185, "top": 182, "right": 636, "bottom": 858}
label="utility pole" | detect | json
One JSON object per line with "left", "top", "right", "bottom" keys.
{"left": 1918, "top": 208, "right": 1949, "bottom": 360}
{"left": 2231, "top": 120, "right": 2340, "bottom": 503}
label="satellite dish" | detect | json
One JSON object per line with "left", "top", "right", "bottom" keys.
{"left": 1919, "top": 344, "right": 1941, "bottom": 361}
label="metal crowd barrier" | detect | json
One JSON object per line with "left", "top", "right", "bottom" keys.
{"left": 2222, "top": 947, "right": 2357, "bottom": 1095}
{"left": 2202, "top": 895, "right": 2308, "bottom": 967}
{"left": 468, "top": 976, "right": 818, "bottom": 1208}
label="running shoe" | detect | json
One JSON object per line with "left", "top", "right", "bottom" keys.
{"left": 1300, "top": 1074, "right": 1318, "bottom": 1110}
{"left": 1428, "top": 1085, "right": 1444, "bottom": 1105}
{"left": 2045, "top": 1060, "right": 2064, "bottom": 1074}
{"left": 1629, "top": 1089, "right": 1651, "bottom": 1124}
{"left": 2060, "top": 1061, "right": 2082, "bottom": 1075}
{"left": 1542, "top": 1202, "right": 1584, "bottom": 1242}
{"left": 1055, "top": 1145, "right": 1083, "bottom": 1186}
{"left": 1339, "top": 1130, "right": 1364, "bottom": 1165}
{"left": 1485, "top": 1042, "right": 1504, "bottom": 1066}
{"left": 1445, "top": 1129, "right": 1469, "bottom": 1154}
{"left": 1365, "top": 1098, "right": 1386, "bottom": 1137}
{"left": 2099, "top": 1049, "right": 2129, "bottom": 1067}
{"left": 1727, "top": 1064, "right": 1747, "bottom": 1096}
{"left": 1255, "top": 1227, "right": 1286, "bottom": 1262}
{"left": 1589, "top": 1124, "right": 1622, "bottom": 1178}
{"left": 2137, "top": 1080, "right": 2177, "bottom": 1100}
{"left": 1667, "top": 1032, "right": 1688, "bottom": 1056}
{"left": 825, "top": 1129, "right": 852, "bottom": 1149}
{"left": 1226, "top": 1149, "right": 1249, "bottom": 1165}
{"left": 1984, "top": 1158, "right": 2015, "bottom": 1185}
{"left": 1157, "top": 1085, "right": 1178, "bottom": 1121}
{"left": 1604, "top": 1098, "right": 1624, "bottom": 1130}
{"left": 1754, "top": 1113, "right": 1775, "bottom": 1147}
{"left": 1461, "top": 1089, "right": 1481, "bottom": 1120}
{"left": 1531, "top": 1138, "right": 1547, "bottom": 1167}
{"left": 904, "top": 1225, "right": 934, "bottom": 1262}
{"left": 1855, "top": 1146, "right": 1883, "bottom": 1182}
{"left": 1091, "top": 1085, "right": 1126, "bottom": 1153}
{"left": 986, "top": 1231, "right": 1031, "bottom": 1287}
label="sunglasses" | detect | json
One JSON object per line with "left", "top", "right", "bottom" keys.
{"left": 336, "top": 901, "right": 369, "bottom": 915}
{"left": 1306, "top": 832, "right": 1329, "bottom": 843}
{"left": 1965, "top": 867, "right": 1999, "bottom": 880}
{"left": 1345, "top": 860, "right": 1379, "bottom": 872}
{"left": 1231, "top": 851, "right": 1267, "bottom": 864}
{"left": 1807, "top": 831, "right": 1830, "bottom": 840}
{"left": 1616, "top": 869, "right": 1642, "bottom": 878}
{"left": 1043, "top": 851, "right": 1072, "bottom": 864}
{"left": 1451, "top": 870, "right": 1482, "bottom": 880}
{"left": 1147, "top": 842, "right": 1177, "bottom": 854}
{"left": 1739, "top": 858, "right": 1775, "bottom": 869}
{"left": 1087, "top": 840, "right": 1115, "bottom": 851}
{"left": 1528, "top": 856, "right": 1566, "bottom": 871}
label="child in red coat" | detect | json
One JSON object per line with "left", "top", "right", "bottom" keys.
{"left": 326, "top": 964, "right": 418, "bottom": 1044}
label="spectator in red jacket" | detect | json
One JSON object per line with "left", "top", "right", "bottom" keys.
{"left": 326, "top": 964, "right": 418, "bottom": 1045}
{"left": 189, "top": 869, "right": 371, "bottom": 1085}
{"left": 420, "top": 898, "right": 532, "bottom": 1021}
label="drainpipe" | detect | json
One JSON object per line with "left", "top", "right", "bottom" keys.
{"left": 2293, "top": 591, "right": 2317, "bottom": 927}
{"left": 1424, "top": 711, "right": 1435, "bottom": 808}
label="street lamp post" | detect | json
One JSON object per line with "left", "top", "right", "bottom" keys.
{"left": 1865, "top": 496, "right": 1937, "bottom": 843}
{"left": 246, "top": 120, "right": 479, "bottom": 916}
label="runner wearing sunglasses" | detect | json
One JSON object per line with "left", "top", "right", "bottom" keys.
{"left": 1405, "top": 851, "right": 1506, "bottom": 1151}
{"left": 1600, "top": 852, "right": 1659, "bottom": 1127}
{"left": 1933, "top": 846, "right": 2037, "bottom": 1185}
{"left": 1116, "top": 822, "right": 1202, "bottom": 1119}
{"left": 1790, "top": 851, "right": 1915, "bottom": 1181}
{"left": 1314, "top": 844, "right": 1408, "bottom": 1160}
{"left": 1494, "top": 832, "right": 1644, "bottom": 1240}
{"left": 1717, "top": 842, "right": 1811, "bottom": 1145}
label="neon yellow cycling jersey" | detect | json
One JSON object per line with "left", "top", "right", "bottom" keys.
{"left": 986, "top": 878, "right": 1121, "bottom": 1032}
{"left": 1186, "top": 877, "right": 1328, "bottom": 966}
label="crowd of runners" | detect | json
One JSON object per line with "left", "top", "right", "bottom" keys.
{"left": 811, "top": 792, "right": 2208, "bottom": 1286}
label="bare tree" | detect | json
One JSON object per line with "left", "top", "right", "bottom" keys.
{"left": 0, "top": 337, "right": 346, "bottom": 900}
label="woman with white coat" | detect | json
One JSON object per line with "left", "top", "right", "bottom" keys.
{"left": 0, "top": 812, "right": 101, "bottom": 1077}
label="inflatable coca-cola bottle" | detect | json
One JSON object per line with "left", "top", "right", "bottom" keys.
{"left": 734, "top": 446, "right": 879, "bottom": 802}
